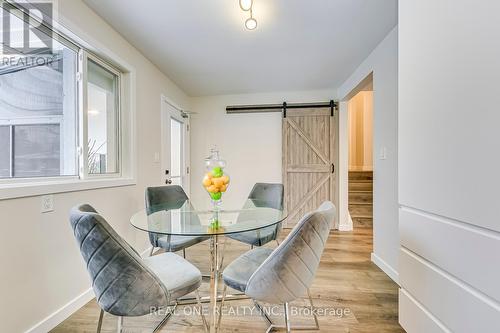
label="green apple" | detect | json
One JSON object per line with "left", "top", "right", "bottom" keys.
{"left": 211, "top": 166, "right": 223, "bottom": 178}
{"left": 210, "top": 192, "right": 222, "bottom": 201}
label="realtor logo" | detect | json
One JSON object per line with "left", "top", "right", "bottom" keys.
{"left": 1, "top": 1, "right": 53, "bottom": 54}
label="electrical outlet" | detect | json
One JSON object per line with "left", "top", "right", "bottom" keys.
{"left": 154, "top": 152, "right": 161, "bottom": 164}
{"left": 41, "top": 195, "right": 54, "bottom": 213}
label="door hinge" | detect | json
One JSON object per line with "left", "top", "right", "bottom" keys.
{"left": 331, "top": 163, "right": 335, "bottom": 174}
{"left": 186, "top": 124, "right": 190, "bottom": 131}
{"left": 186, "top": 166, "right": 190, "bottom": 174}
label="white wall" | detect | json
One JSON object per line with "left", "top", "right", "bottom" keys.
{"left": 337, "top": 27, "right": 399, "bottom": 282}
{"left": 189, "top": 90, "right": 335, "bottom": 210}
{"left": 348, "top": 90, "right": 374, "bottom": 171}
{"left": 399, "top": 1, "right": 500, "bottom": 331}
{"left": 0, "top": 1, "right": 191, "bottom": 332}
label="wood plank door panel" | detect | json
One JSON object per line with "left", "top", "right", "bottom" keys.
{"left": 283, "top": 108, "right": 337, "bottom": 227}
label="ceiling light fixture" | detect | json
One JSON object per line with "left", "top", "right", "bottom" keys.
{"left": 239, "top": 0, "right": 257, "bottom": 30}
{"left": 239, "top": 0, "right": 253, "bottom": 11}
{"left": 245, "top": 16, "right": 257, "bottom": 30}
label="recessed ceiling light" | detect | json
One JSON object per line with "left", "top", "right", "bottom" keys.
{"left": 245, "top": 17, "right": 257, "bottom": 30}
{"left": 239, "top": 0, "right": 253, "bottom": 11}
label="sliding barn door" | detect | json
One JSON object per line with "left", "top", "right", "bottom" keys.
{"left": 282, "top": 108, "right": 337, "bottom": 227}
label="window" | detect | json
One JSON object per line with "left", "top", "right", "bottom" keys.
{"left": 0, "top": 2, "right": 125, "bottom": 187}
{"left": 0, "top": 126, "right": 10, "bottom": 177}
{"left": 86, "top": 58, "right": 119, "bottom": 175}
{"left": 0, "top": 10, "right": 78, "bottom": 179}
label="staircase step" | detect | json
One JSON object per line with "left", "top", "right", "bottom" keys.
{"left": 348, "top": 171, "right": 373, "bottom": 181}
{"left": 351, "top": 216, "right": 373, "bottom": 227}
{"left": 349, "top": 182, "right": 373, "bottom": 191}
{"left": 349, "top": 204, "right": 373, "bottom": 216}
{"left": 349, "top": 201, "right": 372, "bottom": 206}
{"left": 349, "top": 172, "right": 373, "bottom": 224}
{"left": 349, "top": 191, "right": 373, "bottom": 203}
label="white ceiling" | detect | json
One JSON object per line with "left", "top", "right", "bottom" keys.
{"left": 83, "top": 0, "right": 397, "bottom": 97}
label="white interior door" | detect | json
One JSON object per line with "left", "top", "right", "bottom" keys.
{"left": 161, "top": 96, "right": 189, "bottom": 193}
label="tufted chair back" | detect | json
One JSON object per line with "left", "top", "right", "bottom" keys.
{"left": 69, "top": 204, "right": 169, "bottom": 316}
{"left": 145, "top": 185, "right": 189, "bottom": 212}
{"left": 145, "top": 185, "right": 189, "bottom": 247}
{"left": 247, "top": 183, "right": 284, "bottom": 210}
{"left": 245, "top": 201, "right": 335, "bottom": 304}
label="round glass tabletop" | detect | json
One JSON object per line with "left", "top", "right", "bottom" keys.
{"left": 130, "top": 199, "right": 286, "bottom": 236}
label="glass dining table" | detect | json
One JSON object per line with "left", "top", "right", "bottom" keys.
{"left": 130, "top": 198, "right": 286, "bottom": 333}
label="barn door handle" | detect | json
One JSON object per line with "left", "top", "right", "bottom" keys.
{"left": 331, "top": 163, "right": 335, "bottom": 174}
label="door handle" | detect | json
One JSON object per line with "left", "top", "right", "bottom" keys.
{"left": 165, "top": 179, "right": 172, "bottom": 184}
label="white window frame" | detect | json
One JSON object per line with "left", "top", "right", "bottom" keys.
{"left": 79, "top": 51, "right": 122, "bottom": 180}
{"left": 0, "top": 2, "right": 136, "bottom": 200}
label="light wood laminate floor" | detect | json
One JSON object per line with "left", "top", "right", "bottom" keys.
{"left": 53, "top": 227, "right": 404, "bottom": 333}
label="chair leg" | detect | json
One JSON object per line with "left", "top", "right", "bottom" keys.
{"left": 254, "top": 300, "right": 273, "bottom": 326}
{"left": 275, "top": 239, "right": 280, "bottom": 246}
{"left": 111, "top": 305, "right": 180, "bottom": 333}
{"left": 183, "top": 248, "right": 186, "bottom": 258}
{"left": 307, "top": 288, "right": 320, "bottom": 329}
{"left": 284, "top": 303, "right": 291, "bottom": 333}
{"left": 196, "top": 290, "right": 208, "bottom": 332}
{"left": 149, "top": 247, "right": 155, "bottom": 256}
{"left": 217, "top": 284, "right": 228, "bottom": 329}
{"left": 96, "top": 309, "right": 104, "bottom": 333}
{"left": 152, "top": 303, "right": 177, "bottom": 333}
{"left": 117, "top": 316, "right": 123, "bottom": 333}
{"left": 264, "top": 292, "right": 320, "bottom": 332}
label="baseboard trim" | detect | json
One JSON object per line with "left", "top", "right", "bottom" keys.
{"left": 338, "top": 212, "right": 354, "bottom": 231}
{"left": 24, "top": 288, "right": 94, "bottom": 333}
{"left": 371, "top": 252, "right": 399, "bottom": 284}
{"left": 339, "top": 222, "right": 353, "bottom": 231}
{"left": 24, "top": 245, "right": 153, "bottom": 333}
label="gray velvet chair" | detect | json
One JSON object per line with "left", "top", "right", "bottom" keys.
{"left": 69, "top": 204, "right": 207, "bottom": 333}
{"left": 228, "top": 183, "right": 284, "bottom": 247}
{"left": 220, "top": 201, "right": 335, "bottom": 332}
{"left": 145, "top": 185, "right": 208, "bottom": 257}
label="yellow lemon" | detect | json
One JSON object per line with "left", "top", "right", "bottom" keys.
{"left": 220, "top": 184, "right": 227, "bottom": 192}
{"left": 212, "top": 178, "right": 224, "bottom": 187}
{"left": 205, "top": 172, "right": 213, "bottom": 179}
{"left": 202, "top": 176, "right": 211, "bottom": 187}
{"left": 207, "top": 185, "right": 219, "bottom": 193}
{"left": 221, "top": 175, "right": 230, "bottom": 184}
